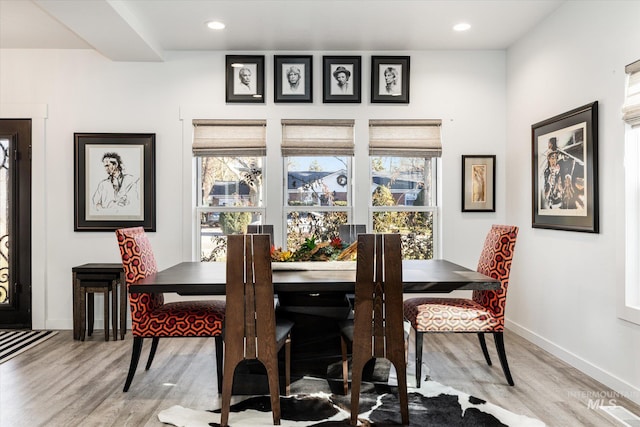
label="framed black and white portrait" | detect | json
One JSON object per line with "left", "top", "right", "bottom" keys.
{"left": 274, "top": 55, "right": 312, "bottom": 103}
{"left": 323, "top": 56, "right": 361, "bottom": 103}
{"left": 225, "top": 55, "right": 265, "bottom": 103}
{"left": 371, "top": 56, "right": 410, "bottom": 104}
{"left": 74, "top": 133, "right": 156, "bottom": 231}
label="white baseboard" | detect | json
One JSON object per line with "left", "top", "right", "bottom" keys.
{"left": 506, "top": 319, "right": 640, "bottom": 406}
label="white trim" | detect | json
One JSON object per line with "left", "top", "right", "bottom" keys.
{"left": 0, "top": 103, "right": 48, "bottom": 329}
{"left": 622, "top": 124, "right": 640, "bottom": 325}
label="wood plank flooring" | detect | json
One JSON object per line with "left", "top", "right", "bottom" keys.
{"left": 0, "top": 329, "right": 638, "bottom": 426}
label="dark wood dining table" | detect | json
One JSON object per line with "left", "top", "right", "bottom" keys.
{"left": 129, "top": 259, "right": 499, "bottom": 294}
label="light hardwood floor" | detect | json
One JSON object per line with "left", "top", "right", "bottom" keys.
{"left": 0, "top": 329, "right": 638, "bottom": 426}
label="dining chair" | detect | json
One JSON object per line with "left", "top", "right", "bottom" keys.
{"left": 338, "top": 233, "right": 409, "bottom": 426}
{"left": 220, "top": 233, "right": 294, "bottom": 427}
{"left": 115, "top": 226, "right": 226, "bottom": 392}
{"left": 247, "top": 224, "right": 274, "bottom": 243}
{"left": 403, "top": 224, "right": 519, "bottom": 387}
{"left": 338, "top": 224, "right": 366, "bottom": 245}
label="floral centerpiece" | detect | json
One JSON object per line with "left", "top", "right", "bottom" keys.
{"left": 271, "top": 236, "right": 357, "bottom": 262}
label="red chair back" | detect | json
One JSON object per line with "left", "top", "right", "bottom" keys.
{"left": 472, "top": 224, "right": 519, "bottom": 329}
{"left": 116, "top": 226, "right": 163, "bottom": 335}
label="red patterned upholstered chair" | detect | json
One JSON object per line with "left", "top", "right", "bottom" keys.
{"left": 116, "top": 226, "right": 226, "bottom": 392}
{"left": 338, "top": 233, "right": 408, "bottom": 426}
{"left": 403, "top": 224, "right": 519, "bottom": 387}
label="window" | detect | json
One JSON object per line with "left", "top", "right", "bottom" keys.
{"left": 282, "top": 119, "right": 354, "bottom": 251}
{"left": 193, "top": 120, "right": 266, "bottom": 261}
{"left": 369, "top": 120, "right": 441, "bottom": 259}
{"left": 623, "top": 60, "right": 640, "bottom": 324}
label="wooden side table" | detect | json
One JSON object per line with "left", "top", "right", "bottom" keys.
{"left": 72, "top": 263, "right": 126, "bottom": 341}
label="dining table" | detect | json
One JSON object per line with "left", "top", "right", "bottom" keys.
{"left": 129, "top": 259, "right": 499, "bottom": 295}
{"left": 129, "top": 259, "right": 499, "bottom": 393}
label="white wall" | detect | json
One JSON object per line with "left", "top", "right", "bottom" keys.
{"left": 506, "top": 1, "right": 640, "bottom": 404}
{"left": 0, "top": 49, "right": 506, "bottom": 329}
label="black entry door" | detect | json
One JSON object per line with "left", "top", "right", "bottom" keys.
{"left": 0, "top": 119, "right": 32, "bottom": 328}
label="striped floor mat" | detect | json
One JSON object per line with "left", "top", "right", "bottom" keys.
{"left": 0, "top": 330, "right": 58, "bottom": 364}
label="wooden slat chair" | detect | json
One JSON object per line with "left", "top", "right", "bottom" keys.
{"left": 338, "top": 233, "right": 409, "bottom": 426}
{"left": 338, "top": 224, "right": 366, "bottom": 245}
{"left": 116, "top": 226, "right": 226, "bottom": 392}
{"left": 247, "top": 224, "right": 274, "bottom": 244}
{"left": 221, "top": 234, "right": 294, "bottom": 427}
{"left": 403, "top": 224, "right": 519, "bottom": 387}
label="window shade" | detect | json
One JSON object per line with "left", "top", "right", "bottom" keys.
{"left": 192, "top": 119, "right": 266, "bottom": 156}
{"left": 623, "top": 60, "right": 640, "bottom": 126}
{"left": 369, "top": 119, "right": 442, "bottom": 157}
{"left": 281, "top": 119, "right": 355, "bottom": 156}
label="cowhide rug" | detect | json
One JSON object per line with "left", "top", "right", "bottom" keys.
{"left": 158, "top": 380, "right": 545, "bottom": 426}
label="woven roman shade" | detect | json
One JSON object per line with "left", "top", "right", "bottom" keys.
{"left": 281, "top": 119, "right": 355, "bottom": 156}
{"left": 623, "top": 60, "right": 640, "bottom": 126}
{"left": 192, "top": 119, "right": 266, "bottom": 156}
{"left": 369, "top": 119, "right": 442, "bottom": 157}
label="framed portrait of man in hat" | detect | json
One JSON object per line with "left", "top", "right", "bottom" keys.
{"left": 323, "top": 56, "right": 361, "bottom": 103}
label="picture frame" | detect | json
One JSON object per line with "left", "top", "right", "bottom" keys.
{"left": 462, "top": 155, "right": 496, "bottom": 212}
{"left": 274, "top": 55, "right": 312, "bottom": 103}
{"left": 74, "top": 133, "right": 156, "bottom": 231}
{"left": 225, "top": 55, "right": 265, "bottom": 103}
{"left": 531, "top": 101, "right": 599, "bottom": 233}
{"left": 371, "top": 56, "right": 410, "bottom": 104}
{"left": 322, "top": 56, "right": 361, "bottom": 103}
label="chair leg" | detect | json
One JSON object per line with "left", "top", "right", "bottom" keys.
{"left": 214, "top": 336, "right": 224, "bottom": 394}
{"left": 388, "top": 345, "right": 409, "bottom": 425}
{"left": 415, "top": 331, "right": 423, "bottom": 388}
{"left": 349, "top": 353, "right": 369, "bottom": 426}
{"left": 478, "top": 333, "right": 492, "bottom": 366}
{"left": 263, "top": 353, "right": 282, "bottom": 425}
{"left": 493, "top": 332, "right": 514, "bottom": 386}
{"left": 145, "top": 337, "right": 160, "bottom": 370}
{"left": 123, "top": 337, "right": 144, "bottom": 392}
{"left": 340, "top": 335, "right": 349, "bottom": 395}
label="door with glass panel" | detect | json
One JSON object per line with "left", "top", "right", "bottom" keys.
{"left": 0, "top": 120, "right": 32, "bottom": 328}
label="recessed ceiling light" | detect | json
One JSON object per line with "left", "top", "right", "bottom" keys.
{"left": 453, "top": 22, "right": 471, "bottom": 32}
{"left": 206, "top": 21, "right": 226, "bottom": 30}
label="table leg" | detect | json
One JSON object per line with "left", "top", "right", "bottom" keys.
{"left": 111, "top": 280, "right": 118, "bottom": 341}
{"left": 103, "top": 289, "right": 109, "bottom": 342}
{"left": 87, "top": 293, "right": 94, "bottom": 336}
{"left": 79, "top": 290, "right": 87, "bottom": 341}
{"left": 119, "top": 273, "right": 127, "bottom": 340}
{"left": 72, "top": 272, "right": 80, "bottom": 340}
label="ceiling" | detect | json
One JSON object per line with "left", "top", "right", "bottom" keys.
{"left": 0, "top": 0, "right": 564, "bottom": 62}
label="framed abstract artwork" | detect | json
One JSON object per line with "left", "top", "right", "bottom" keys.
{"left": 462, "top": 155, "right": 496, "bottom": 212}
{"left": 74, "top": 133, "right": 156, "bottom": 231}
{"left": 531, "top": 101, "right": 599, "bottom": 232}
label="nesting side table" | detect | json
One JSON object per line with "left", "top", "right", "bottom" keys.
{"left": 72, "top": 263, "right": 126, "bottom": 341}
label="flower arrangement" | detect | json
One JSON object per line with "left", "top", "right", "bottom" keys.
{"left": 271, "top": 236, "right": 357, "bottom": 262}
